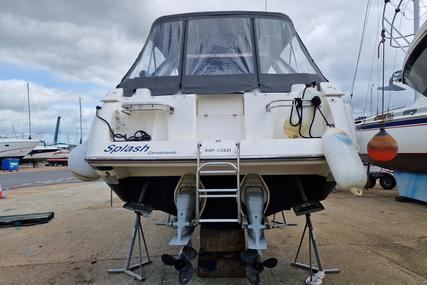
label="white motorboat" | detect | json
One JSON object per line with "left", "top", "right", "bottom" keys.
{"left": 70, "top": 11, "right": 365, "bottom": 283}
{"left": 356, "top": 20, "right": 427, "bottom": 174}
{"left": 23, "top": 144, "right": 59, "bottom": 162}
{"left": 46, "top": 148, "right": 70, "bottom": 166}
{"left": 0, "top": 138, "right": 39, "bottom": 160}
{"left": 23, "top": 142, "right": 71, "bottom": 164}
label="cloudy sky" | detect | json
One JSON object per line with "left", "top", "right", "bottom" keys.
{"left": 0, "top": 0, "right": 425, "bottom": 144}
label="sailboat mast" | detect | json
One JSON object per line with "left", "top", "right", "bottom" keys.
{"left": 413, "top": 0, "right": 420, "bottom": 101}
{"left": 26, "top": 82, "right": 32, "bottom": 139}
{"left": 79, "top": 97, "right": 83, "bottom": 144}
{"left": 414, "top": 0, "right": 420, "bottom": 34}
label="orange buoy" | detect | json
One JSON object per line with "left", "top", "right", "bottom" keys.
{"left": 367, "top": 127, "right": 398, "bottom": 162}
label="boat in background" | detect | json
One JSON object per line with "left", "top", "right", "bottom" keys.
{"left": 0, "top": 138, "right": 39, "bottom": 161}
{"left": 356, "top": 96, "right": 427, "bottom": 173}
{"left": 46, "top": 144, "right": 70, "bottom": 166}
{"left": 23, "top": 142, "right": 71, "bottom": 165}
{"left": 356, "top": 20, "right": 427, "bottom": 174}
{"left": 23, "top": 114, "right": 73, "bottom": 165}
{"left": 23, "top": 143, "right": 59, "bottom": 163}
{"left": 402, "top": 16, "right": 427, "bottom": 98}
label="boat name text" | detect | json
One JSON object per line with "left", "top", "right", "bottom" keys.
{"left": 104, "top": 144, "right": 150, "bottom": 154}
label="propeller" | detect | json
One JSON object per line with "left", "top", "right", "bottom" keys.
{"left": 161, "top": 246, "right": 197, "bottom": 285}
{"left": 241, "top": 249, "right": 278, "bottom": 285}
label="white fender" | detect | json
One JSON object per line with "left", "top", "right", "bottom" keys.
{"left": 68, "top": 141, "right": 99, "bottom": 181}
{"left": 322, "top": 127, "right": 366, "bottom": 190}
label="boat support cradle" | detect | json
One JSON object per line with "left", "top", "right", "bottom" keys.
{"left": 291, "top": 213, "right": 339, "bottom": 285}
{"left": 291, "top": 178, "right": 339, "bottom": 285}
{"left": 108, "top": 207, "right": 152, "bottom": 281}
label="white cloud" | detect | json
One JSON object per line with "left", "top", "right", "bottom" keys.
{"left": 0, "top": 0, "right": 425, "bottom": 142}
{"left": 0, "top": 80, "right": 97, "bottom": 144}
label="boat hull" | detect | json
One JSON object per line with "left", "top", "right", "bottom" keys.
{"left": 360, "top": 153, "right": 427, "bottom": 173}
{"left": 356, "top": 112, "right": 427, "bottom": 173}
{"left": 0, "top": 139, "right": 39, "bottom": 159}
{"left": 108, "top": 174, "right": 335, "bottom": 218}
{"left": 88, "top": 154, "right": 334, "bottom": 218}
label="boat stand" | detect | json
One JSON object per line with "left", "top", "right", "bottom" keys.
{"left": 270, "top": 211, "right": 297, "bottom": 228}
{"left": 108, "top": 212, "right": 152, "bottom": 281}
{"left": 291, "top": 213, "right": 339, "bottom": 284}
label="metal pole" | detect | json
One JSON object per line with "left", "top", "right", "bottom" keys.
{"left": 53, "top": 116, "right": 61, "bottom": 144}
{"left": 26, "top": 82, "right": 32, "bottom": 139}
{"left": 414, "top": 0, "right": 420, "bottom": 34}
{"left": 79, "top": 97, "right": 83, "bottom": 144}
{"left": 414, "top": 0, "right": 420, "bottom": 102}
{"left": 125, "top": 215, "right": 139, "bottom": 270}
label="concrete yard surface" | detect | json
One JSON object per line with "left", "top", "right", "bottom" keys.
{"left": 0, "top": 182, "right": 426, "bottom": 284}
{"left": 0, "top": 167, "right": 79, "bottom": 190}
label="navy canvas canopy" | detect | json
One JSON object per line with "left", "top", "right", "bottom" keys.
{"left": 118, "top": 11, "right": 327, "bottom": 96}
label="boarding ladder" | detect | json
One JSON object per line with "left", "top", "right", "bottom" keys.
{"left": 195, "top": 143, "right": 241, "bottom": 224}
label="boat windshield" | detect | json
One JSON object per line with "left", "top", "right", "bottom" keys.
{"left": 255, "top": 18, "right": 317, "bottom": 75}
{"left": 120, "top": 12, "right": 326, "bottom": 95}
{"left": 128, "top": 21, "right": 183, "bottom": 78}
{"left": 185, "top": 17, "right": 254, "bottom": 76}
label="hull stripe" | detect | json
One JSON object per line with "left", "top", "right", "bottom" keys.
{"left": 356, "top": 116, "right": 427, "bottom": 130}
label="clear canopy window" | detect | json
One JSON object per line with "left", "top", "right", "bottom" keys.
{"left": 185, "top": 17, "right": 254, "bottom": 76}
{"left": 129, "top": 21, "right": 183, "bottom": 78}
{"left": 255, "top": 18, "right": 317, "bottom": 74}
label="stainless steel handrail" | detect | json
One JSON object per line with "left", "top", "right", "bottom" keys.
{"left": 265, "top": 99, "right": 313, "bottom": 112}
{"left": 122, "top": 103, "right": 174, "bottom": 114}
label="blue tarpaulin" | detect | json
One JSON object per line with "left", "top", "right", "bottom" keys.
{"left": 395, "top": 172, "right": 427, "bottom": 203}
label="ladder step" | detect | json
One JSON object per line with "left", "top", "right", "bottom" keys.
{"left": 199, "top": 170, "right": 237, "bottom": 175}
{"left": 199, "top": 189, "right": 238, "bottom": 193}
{"left": 199, "top": 219, "right": 239, "bottom": 223}
{"left": 199, "top": 162, "right": 237, "bottom": 168}
{"left": 199, "top": 194, "right": 238, "bottom": 198}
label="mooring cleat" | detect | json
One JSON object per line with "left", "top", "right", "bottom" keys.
{"left": 305, "top": 270, "right": 325, "bottom": 285}
{"left": 161, "top": 246, "right": 197, "bottom": 285}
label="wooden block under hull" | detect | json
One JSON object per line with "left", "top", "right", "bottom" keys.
{"left": 198, "top": 226, "right": 246, "bottom": 277}
{"left": 198, "top": 251, "right": 247, "bottom": 278}
{"left": 199, "top": 226, "right": 245, "bottom": 253}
